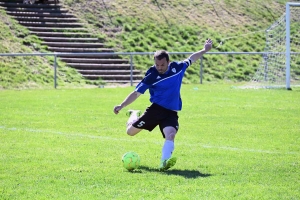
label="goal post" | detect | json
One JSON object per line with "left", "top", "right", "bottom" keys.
{"left": 251, "top": 2, "right": 300, "bottom": 89}
{"left": 286, "top": 2, "right": 300, "bottom": 90}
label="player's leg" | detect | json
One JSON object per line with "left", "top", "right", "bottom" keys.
{"left": 126, "top": 110, "right": 142, "bottom": 136}
{"left": 158, "top": 113, "right": 179, "bottom": 171}
{"left": 162, "top": 126, "right": 177, "bottom": 158}
{"left": 127, "top": 104, "right": 161, "bottom": 136}
{"left": 158, "top": 126, "right": 177, "bottom": 171}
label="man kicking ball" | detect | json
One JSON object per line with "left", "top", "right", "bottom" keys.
{"left": 113, "top": 39, "right": 213, "bottom": 171}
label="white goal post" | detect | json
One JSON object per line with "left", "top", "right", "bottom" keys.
{"left": 252, "top": 2, "right": 300, "bottom": 89}
{"left": 286, "top": 2, "right": 300, "bottom": 89}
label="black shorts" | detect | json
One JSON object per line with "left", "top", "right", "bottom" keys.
{"left": 132, "top": 103, "right": 179, "bottom": 138}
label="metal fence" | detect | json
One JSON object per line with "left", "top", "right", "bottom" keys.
{"left": 0, "top": 52, "right": 293, "bottom": 88}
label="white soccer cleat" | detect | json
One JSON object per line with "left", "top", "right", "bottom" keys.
{"left": 158, "top": 157, "right": 177, "bottom": 171}
{"left": 126, "top": 110, "right": 142, "bottom": 117}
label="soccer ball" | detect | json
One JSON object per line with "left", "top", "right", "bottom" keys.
{"left": 122, "top": 152, "right": 140, "bottom": 171}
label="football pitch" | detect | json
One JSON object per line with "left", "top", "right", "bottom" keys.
{"left": 0, "top": 84, "right": 299, "bottom": 199}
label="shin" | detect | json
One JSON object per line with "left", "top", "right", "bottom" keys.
{"left": 161, "top": 127, "right": 177, "bottom": 160}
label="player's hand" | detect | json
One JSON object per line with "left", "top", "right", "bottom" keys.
{"left": 113, "top": 105, "right": 123, "bottom": 114}
{"left": 204, "top": 38, "right": 213, "bottom": 52}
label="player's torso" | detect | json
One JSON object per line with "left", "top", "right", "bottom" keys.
{"left": 149, "top": 62, "right": 186, "bottom": 96}
{"left": 151, "top": 62, "right": 184, "bottom": 85}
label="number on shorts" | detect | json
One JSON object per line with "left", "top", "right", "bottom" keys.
{"left": 137, "top": 121, "right": 145, "bottom": 127}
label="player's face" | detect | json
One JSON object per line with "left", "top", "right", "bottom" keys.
{"left": 155, "top": 57, "right": 169, "bottom": 74}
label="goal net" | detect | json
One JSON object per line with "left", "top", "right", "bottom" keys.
{"left": 251, "top": 2, "right": 300, "bottom": 89}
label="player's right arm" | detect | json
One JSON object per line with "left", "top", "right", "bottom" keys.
{"left": 113, "top": 91, "right": 141, "bottom": 114}
{"left": 113, "top": 68, "right": 153, "bottom": 115}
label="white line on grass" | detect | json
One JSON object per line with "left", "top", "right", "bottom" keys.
{"left": 0, "top": 125, "right": 131, "bottom": 141}
{"left": 0, "top": 125, "right": 298, "bottom": 155}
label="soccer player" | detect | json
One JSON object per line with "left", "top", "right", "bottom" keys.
{"left": 113, "top": 39, "right": 213, "bottom": 171}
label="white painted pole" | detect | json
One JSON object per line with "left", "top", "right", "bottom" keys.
{"left": 285, "top": 3, "right": 291, "bottom": 90}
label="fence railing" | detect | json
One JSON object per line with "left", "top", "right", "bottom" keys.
{"left": 0, "top": 52, "right": 296, "bottom": 88}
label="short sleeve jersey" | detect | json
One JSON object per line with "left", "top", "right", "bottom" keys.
{"left": 135, "top": 59, "right": 192, "bottom": 111}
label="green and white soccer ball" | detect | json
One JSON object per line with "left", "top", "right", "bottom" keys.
{"left": 122, "top": 152, "right": 140, "bottom": 171}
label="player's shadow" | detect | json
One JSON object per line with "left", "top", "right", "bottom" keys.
{"left": 138, "top": 165, "right": 212, "bottom": 179}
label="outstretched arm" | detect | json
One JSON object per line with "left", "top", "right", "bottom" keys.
{"left": 113, "top": 91, "right": 141, "bottom": 114}
{"left": 189, "top": 39, "right": 213, "bottom": 63}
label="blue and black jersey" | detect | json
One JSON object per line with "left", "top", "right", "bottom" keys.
{"left": 135, "top": 59, "right": 192, "bottom": 111}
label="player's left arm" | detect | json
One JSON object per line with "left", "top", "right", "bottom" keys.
{"left": 188, "top": 39, "right": 213, "bottom": 64}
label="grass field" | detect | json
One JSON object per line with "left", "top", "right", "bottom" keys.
{"left": 0, "top": 84, "right": 299, "bottom": 199}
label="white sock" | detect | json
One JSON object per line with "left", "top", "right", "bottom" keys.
{"left": 161, "top": 140, "right": 174, "bottom": 161}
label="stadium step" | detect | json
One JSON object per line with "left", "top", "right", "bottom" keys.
{"left": 0, "top": 0, "right": 143, "bottom": 84}
{"left": 0, "top": 0, "right": 58, "bottom": 3}
{"left": 47, "top": 47, "right": 114, "bottom": 52}
{"left": 0, "top": 0, "right": 24, "bottom": 2}
{"left": 60, "top": 58, "right": 129, "bottom": 64}
{"left": 42, "top": 42, "right": 106, "bottom": 48}
{"left": 77, "top": 70, "right": 142, "bottom": 75}
{"left": 82, "top": 75, "right": 144, "bottom": 81}
{"left": 13, "top": 16, "right": 79, "bottom": 23}
{"left": 19, "top": 21, "right": 84, "bottom": 27}
{"left": 103, "top": 80, "right": 141, "bottom": 84}
{"left": 39, "top": 37, "right": 99, "bottom": 42}
{"left": 31, "top": 32, "right": 92, "bottom": 37}
{"left": 0, "top": 2, "right": 60, "bottom": 8}
{"left": 6, "top": 11, "right": 73, "bottom": 17}
{"left": 2, "top": 7, "right": 68, "bottom": 13}
{"left": 58, "top": 54, "right": 121, "bottom": 59}
{"left": 66, "top": 63, "right": 132, "bottom": 70}
{"left": 6, "top": 11, "right": 75, "bottom": 18}
{"left": 27, "top": 27, "right": 88, "bottom": 32}
{"left": 27, "top": 32, "right": 91, "bottom": 37}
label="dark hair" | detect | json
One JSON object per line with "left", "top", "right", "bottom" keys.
{"left": 154, "top": 50, "right": 169, "bottom": 62}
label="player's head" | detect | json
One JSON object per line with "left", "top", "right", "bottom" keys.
{"left": 154, "top": 50, "right": 170, "bottom": 74}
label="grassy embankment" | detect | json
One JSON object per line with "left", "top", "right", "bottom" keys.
{"left": 0, "top": 0, "right": 294, "bottom": 88}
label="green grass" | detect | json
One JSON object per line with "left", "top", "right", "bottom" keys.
{"left": 63, "top": 0, "right": 299, "bottom": 82}
{"left": 2, "top": 0, "right": 299, "bottom": 89}
{"left": 0, "top": 9, "right": 103, "bottom": 89}
{"left": 0, "top": 84, "right": 299, "bottom": 199}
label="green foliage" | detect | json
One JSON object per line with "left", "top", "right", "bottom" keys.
{"left": 0, "top": 10, "right": 104, "bottom": 89}
{"left": 63, "top": 0, "right": 295, "bottom": 84}
{"left": 1, "top": 0, "right": 299, "bottom": 88}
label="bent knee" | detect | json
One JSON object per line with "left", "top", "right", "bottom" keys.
{"left": 126, "top": 126, "right": 141, "bottom": 136}
{"left": 126, "top": 129, "right": 136, "bottom": 136}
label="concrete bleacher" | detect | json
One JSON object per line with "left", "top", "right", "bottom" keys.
{"left": 0, "top": 0, "right": 143, "bottom": 84}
